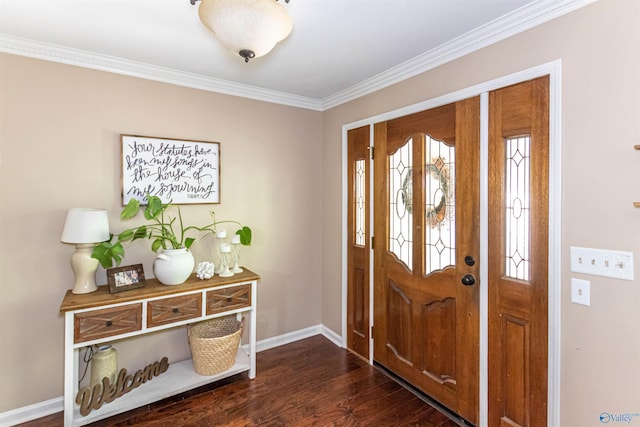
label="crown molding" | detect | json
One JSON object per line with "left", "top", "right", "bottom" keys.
{"left": 320, "top": 0, "right": 598, "bottom": 110}
{"left": 0, "top": 34, "right": 323, "bottom": 111}
{"left": 0, "top": 0, "right": 596, "bottom": 112}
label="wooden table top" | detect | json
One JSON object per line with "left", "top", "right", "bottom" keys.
{"left": 60, "top": 268, "right": 260, "bottom": 312}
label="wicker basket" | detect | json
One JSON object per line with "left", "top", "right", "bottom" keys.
{"left": 188, "top": 316, "right": 243, "bottom": 376}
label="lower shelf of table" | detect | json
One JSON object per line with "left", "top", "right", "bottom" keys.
{"left": 71, "top": 349, "right": 250, "bottom": 426}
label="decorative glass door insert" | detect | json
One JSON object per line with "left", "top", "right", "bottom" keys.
{"left": 504, "top": 135, "right": 531, "bottom": 281}
{"left": 425, "top": 136, "right": 455, "bottom": 275}
{"left": 389, "top": 137, "right": 413, "bottom": 270}
{"left": 355, "top": 159, "right": 366, "bottom": 247}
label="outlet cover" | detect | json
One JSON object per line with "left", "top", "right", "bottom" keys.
{"left": 571, "top": 278, "right": 590, "bottom": 306}
{"left": 570, "top": 246, "right": 634, "bottom": 281}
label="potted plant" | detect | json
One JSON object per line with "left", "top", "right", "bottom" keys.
{"left": 92, "top": 195, "right": 251, "bottom": 285}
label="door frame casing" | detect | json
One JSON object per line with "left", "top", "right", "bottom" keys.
{"left": 341, "top": 60, "right": 562, "bottom": 427}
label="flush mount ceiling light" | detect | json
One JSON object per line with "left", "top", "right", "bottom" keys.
{"left": 191, "top": 0, "right": 293, "bottom": 63}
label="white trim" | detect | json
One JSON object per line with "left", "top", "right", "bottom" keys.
{"left": 343, "top": 61, "right": 563, "bottom": 129}
{"left": 0, "top": 397, "right": 63, "bottom": 427}
{"left": 479, "top": 91, "right": 490, "bottom": 427}
{"left": 321, "top": 0, "right": 592, "bottom": 110}
{"left": 0, "top": 0, "right": 591, "bottom": 112}
{"left": 320, "top": 324, "right": 344, "bottom": 348}
{"left": 340, "top": 60, "right": 562, "bottom": 427}
{"left": 0, "top": 35, "right": 323, "bottom": 111}
{"left": 0, "top": 325, "right": 342, "bottom": 426}
{"left": 547, "top": 59, "right": 563, "bottom": 427}
{"left": 368, "top": 124, "right": 375, "bottom": 364}
{"left": 341, "top": 125, "right": 349, "bottom": 349}
{"left": 256, "top": 324, "right": 342, "bottom": 352}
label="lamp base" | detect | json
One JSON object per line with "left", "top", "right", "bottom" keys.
{"left": 70, "top": 244, "right": 100, "bottom": 294}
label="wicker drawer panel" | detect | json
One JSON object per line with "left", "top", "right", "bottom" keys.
{"left": 147, "top": 293, "right": 202, "bottom": 328}
{"left": 206, "top": 284, "right": 251, "bottom": 315}
{"left": 74, "top": 304, "right": 142, "bottom": 343}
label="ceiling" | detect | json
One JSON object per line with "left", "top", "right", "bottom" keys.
{"left": 0, "top": 0, "right": 591, "bottom": 110}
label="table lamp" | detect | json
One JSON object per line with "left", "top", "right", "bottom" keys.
{"left": 61, "top": 208, "right": 110, "bottom": 294}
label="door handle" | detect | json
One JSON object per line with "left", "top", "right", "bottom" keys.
{"left": 461, "top": 274, "right": 476, "bottom": 286}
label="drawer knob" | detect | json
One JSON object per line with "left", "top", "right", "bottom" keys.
{"left": 172, "top": 308, "right": 179, "bottom": 313}
{"left": 105, "top": 320, "right": 113, "bottom": 327}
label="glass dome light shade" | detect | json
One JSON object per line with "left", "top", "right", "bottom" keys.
{"left": 198, "top": 0, "right": 293, "bottom": 60}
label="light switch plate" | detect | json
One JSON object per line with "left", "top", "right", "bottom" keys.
{"left": 570, "top": 246, "right": 634, "bottom": 281}
{"left": 571, "top": 278, "right": 590, "bottom": 306}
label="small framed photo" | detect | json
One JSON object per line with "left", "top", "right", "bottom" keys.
{"left": 107, "top": 264, "right": 146, "bottom": 294}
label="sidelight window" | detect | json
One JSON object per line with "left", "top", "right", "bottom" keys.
{"left": 355, "top": 159, "right": 366, "bottom": 246}
{"left": 505, "top": 135, "right": 531, "bottom": 281}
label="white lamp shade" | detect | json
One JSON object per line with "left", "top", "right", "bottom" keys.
{"left": 198, "top": 0, "right": 293, "bottom": 59}
{"left": 61, "top": 208, "right": 110, "bottom": 244}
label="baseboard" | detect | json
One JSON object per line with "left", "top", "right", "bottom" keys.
{"left": 0, "top": 324, "right": 343, "bottom": 426}
{"left": 0, "top": 397, "right": 63, "bottom": 427}
{"left": 256, "top": 323, "right": 343, "bottom": 352}
{"left": 319, "top": 324, "right": 343, "bottom": 347}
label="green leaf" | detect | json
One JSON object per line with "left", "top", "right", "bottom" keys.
{"left": 91, "top": 241, "right": 124, "bottom": 269}
{"left": 91, "top": 242, "right": 110, "bottom": 260}
{"left": 151, "top": 238, "right": 164, "bottom": 253}
{"left": 184, "top": 237, "right": 195, "bottom": 249}
{"left": 110, "top": 243, "right": 125, "bottom": 258}
{"left": 119, "top": 229, "right": 135, "bottom": 242}
{"left": 145, "top": 195, "right": 164, "bottom": 220}
{"left": 121, "top": 198, "right": 140, "bottom": 219}
{"left": 132, "top": 225, "right": 148, "bottom": 240}
{"left": 237, "top": 226, "right": 252, "bottom": 245}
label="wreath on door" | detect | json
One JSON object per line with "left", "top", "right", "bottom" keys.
{"left": 400, "top": 158, "right": 450, "bottom": 227}
{"left": 425, "top": 161, "right": 449, "bottom": 227}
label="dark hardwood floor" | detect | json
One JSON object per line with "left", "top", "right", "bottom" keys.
{"left": 18, "top": 335, "right": 461, "bottom": 426}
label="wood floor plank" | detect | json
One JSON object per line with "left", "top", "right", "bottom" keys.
{"left": 16, "top": 335, "right": 461, "bottom": 427}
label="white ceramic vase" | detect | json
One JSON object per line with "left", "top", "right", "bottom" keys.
{"left": 153, "top": 248, "right": 195, "bottom": 285}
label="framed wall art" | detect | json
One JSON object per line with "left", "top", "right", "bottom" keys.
{"left": 107, "top": 264, "right": 146, "bottom": 293}
{"left": 121, "top": 135, "right": 220, "bottom": 205}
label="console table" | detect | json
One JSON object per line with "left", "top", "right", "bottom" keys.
{"left": 59, "top": 268, "right": 259, "bottom": 427}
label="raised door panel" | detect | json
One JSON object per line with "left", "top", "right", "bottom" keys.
{"left": 421, "top": 297, "right": 456, "bottom": 386}
{"left": 500, "top": 315, "right": 530, "bottom": 427}
{"left": 386, "top": 279, "right": 414, "bottom": 366}
{"left": 382, "top": 278, "right": 460, "bottom": 410}
{"left": 349, "top": 266, "right": 368, "bottom": 357}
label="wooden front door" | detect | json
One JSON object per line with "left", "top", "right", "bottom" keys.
{"left": 347, "top": 125, "right": 371, "bottom": 360}
{"left": 373, "top": 97, "right": 480, "bottom": 424}
{"left": 488, "top": 76, "right": 549, "bottom": 426}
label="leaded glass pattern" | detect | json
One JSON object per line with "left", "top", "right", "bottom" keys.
{"left": 355, "top": 159, "right": 366, "bottom": 246}
{"left": 424, "top": 136, "right": 455, "bottom": 275}
{"left": 389, "top": 138, "right": 413, "bottom": 270}
{"left": 505, "top": 135, "right": 531, "bottom": 281}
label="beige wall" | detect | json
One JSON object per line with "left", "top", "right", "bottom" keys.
{"left": 0, "top": 55, "right": 323, "bottom": 411}
{"left": 321, "top": 0, "right": 639, "bottom": 425}
{"left": 1, "top": 0, "right": 639, "bottom": 424}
